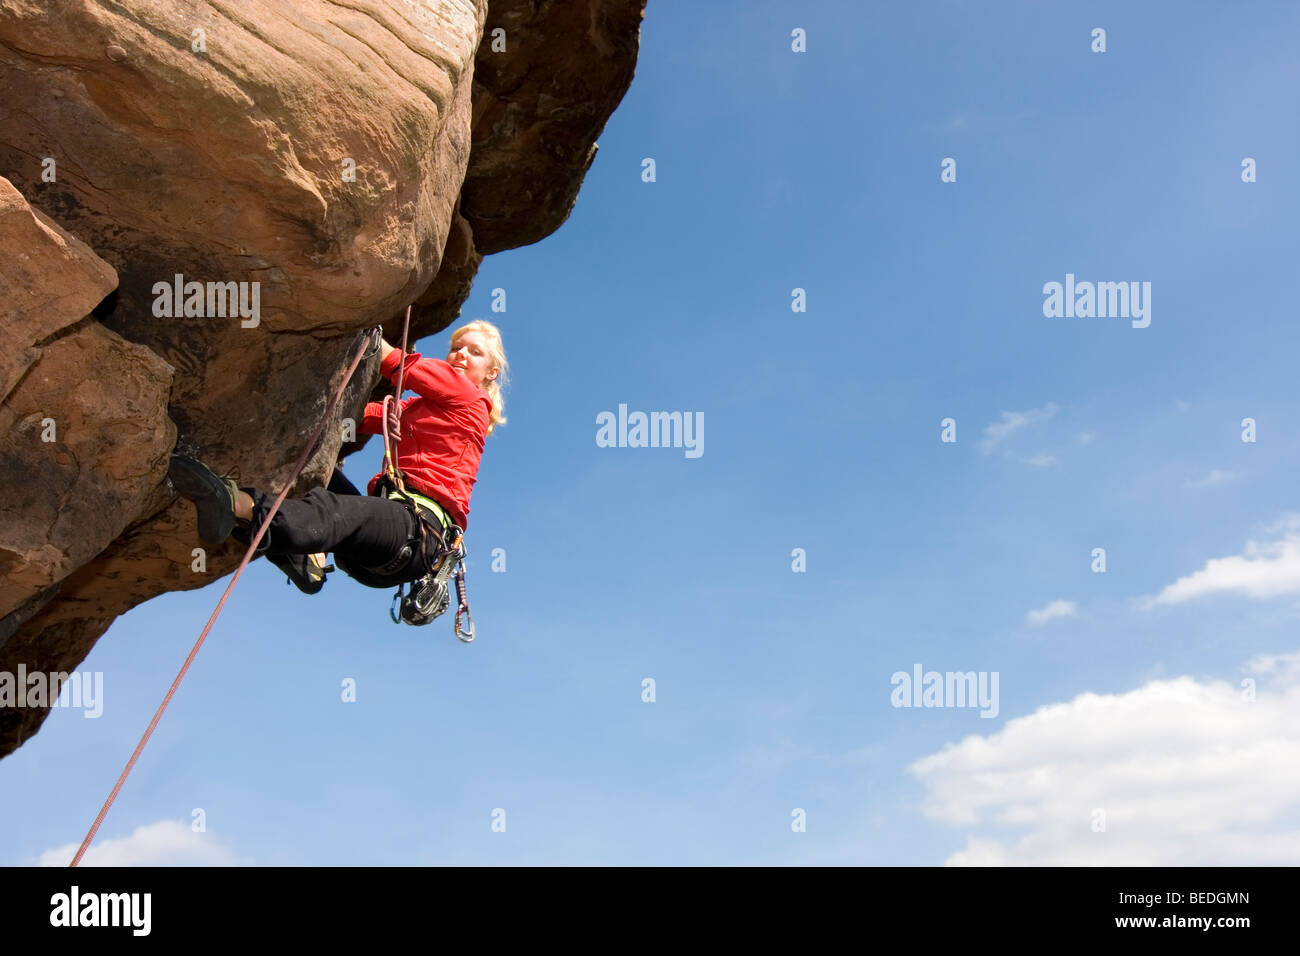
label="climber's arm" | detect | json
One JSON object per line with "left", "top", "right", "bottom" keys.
{"left": 378, "top": 339, "right": 474, "bottom": 405}
{"left": 359, "top": 400, "right": 384, "bottom": 435}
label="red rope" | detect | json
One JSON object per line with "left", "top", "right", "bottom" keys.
{"left": 69, "top": 327, "right": 380, "bottom": 867}
{"left": 382, "top": 306, "right": 413, "bottom": 494}
{"left": 382, "top": 306, "right": 413, "bottom": 492}
{"left": 395, "top": 304, "right": 411, "bottom": 419}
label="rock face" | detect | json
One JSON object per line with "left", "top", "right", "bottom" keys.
{"left": 0, "top": 0, "right": 645, "bottom": 757}
{"left": 0, "top": 176, "right": 175, "bottom": 630}
{"left": 462, "top": 0, "right": 647, "bottom": 254}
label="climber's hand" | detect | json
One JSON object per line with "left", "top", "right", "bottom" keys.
{"left": 386, "top": 406, "right": 402, "bottom": 444}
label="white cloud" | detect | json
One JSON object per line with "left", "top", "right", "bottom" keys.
{"left": 1143, "top": 519, "right": 1300, "bottom": 607}
{"left": 936, "top": 107, "right": 1037, "bottom": 138}
{"left": 979, "top": 403, "right": 1059, "bottom": 454}
{"left": 1261, "top": 514, "right": 1300, "bottom": 535}
{"left": 1185, "top": 468, "right": 1236, "bottom": 489}
{"left": 1026, "top": 599, "right": 1077, "bottom": 625}
{"left": 35, "top": 819, "right": 252, "bottom": 867}
{"left": 909, "top": 653, "right": 1300, "bottom": 865}
{"left": 1019, "top": 453, "right": 1056, "bottom": 468}
{"left": 1247, "top": 650, "right": 1300, "bottom": 683}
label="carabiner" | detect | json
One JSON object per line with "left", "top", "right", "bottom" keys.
{"left": 390, "top": 586, "right": 404, "bottom": 624}
{"left": 455, "top": 606, "right": 475, "bottom": 643}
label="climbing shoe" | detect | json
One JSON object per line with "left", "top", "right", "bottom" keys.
{"left": 167, "top": 454, "right": 241, "bottom": 546}
{"left": 266, "top": 552, "right": 333, "bottom": 595}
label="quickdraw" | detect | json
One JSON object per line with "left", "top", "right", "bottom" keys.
{"left": 375, "top": 309, "right": 476, "bottom": 642}
{"left": 454, "top": 562, "right": 475, "bottom": 642}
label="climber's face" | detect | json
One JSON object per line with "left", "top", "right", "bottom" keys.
{"left": 447, "top": 331, "right": 498, "bottom": 388}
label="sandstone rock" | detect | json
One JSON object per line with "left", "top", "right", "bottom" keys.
{"left": 463, "top": 0, "right": 648, "bottom": 254}
{"left": 0, "top": 175, "right": 173, "bottom": 638}
{"left": 0, "top": 0, "right": 484, "bottom": 331}
{"left": 0, "top": 176, "right": 117, "bottom": 405}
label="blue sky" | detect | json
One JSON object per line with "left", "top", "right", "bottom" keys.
{"left": 6, "top": 0, "right": 1300, "bottom": 865}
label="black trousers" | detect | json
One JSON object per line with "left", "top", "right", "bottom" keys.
{"left": 230, "top": 470, "right": 420, "bottom": 578}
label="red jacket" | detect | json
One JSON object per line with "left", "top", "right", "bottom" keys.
{"left": 360, "top": 348, "right": 492, "bottom": 530}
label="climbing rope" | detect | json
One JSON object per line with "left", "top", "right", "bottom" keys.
{"left": 69, "top": 325, "right": 378, "bottom": 867}
{"left": 381, "top": 305, "right": 413, "bottom": 495}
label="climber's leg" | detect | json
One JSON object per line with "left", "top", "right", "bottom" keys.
{"left": 232, "top": 485, "right": 415, "bottom": 569}
{"left": 170, "top": 454, "right": 415, "bottom": 592}
{"left": 282, "top": 466, "right": 359, "bottom": 578}
{"left": 267, "top": 466, "right": 360, "bottom": 592}
{"left": 307, "top": 468, "right": 360, "bottom": 570}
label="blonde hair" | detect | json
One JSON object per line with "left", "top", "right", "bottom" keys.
{"left": 450, "top": 319, "right": 508, "bottom": 435}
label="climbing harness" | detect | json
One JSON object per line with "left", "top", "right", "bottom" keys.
{"left": 369, "top": 306, "right": 475, "bottom": 641}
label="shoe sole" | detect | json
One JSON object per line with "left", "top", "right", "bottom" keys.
{"left": 266, "top": 552, "right": 328, "bottom": 594}
{"left": 167, "top": 455, "right": 237, "bottom": 545}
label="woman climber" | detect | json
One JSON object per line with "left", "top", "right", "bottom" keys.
{"left": 167, "top": 319, "right": 508, "bottom": 596}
